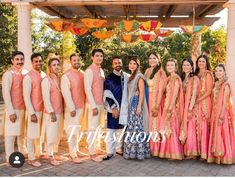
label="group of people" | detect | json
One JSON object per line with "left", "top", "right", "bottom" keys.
{"left": 2, "top": 48, "right": 235, "bottom": 168}
{"left": 144, "top": 53, "right": 235, "bottom": 164}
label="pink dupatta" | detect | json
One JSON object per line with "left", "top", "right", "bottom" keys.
{"left": 211, "top": 82, "right": 235, "bottom": 157}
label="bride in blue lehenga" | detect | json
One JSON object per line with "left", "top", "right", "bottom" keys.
{"left": 123, "top": 56, "right": 150, "bottom": 160}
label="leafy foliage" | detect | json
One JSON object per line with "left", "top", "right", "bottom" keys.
{"left": 0, "top": 4, "right": 17, "bottom": 76}
{"left": 32, "top": 9, "right": 63, "bottom": 71}
{"left": 202, "top": 26, "right": 226, "bottom": 70}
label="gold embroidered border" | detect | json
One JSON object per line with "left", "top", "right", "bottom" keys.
{"left": 158, "top": 152, "right": 184, "bottom": 160}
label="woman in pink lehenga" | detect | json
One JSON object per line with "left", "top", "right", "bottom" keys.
{"left": 195, "top": 55, "right": 214, "bottom": 160}
{"left": 144, "top": 52, "right": 167, "bottom": 157}
{"left": 158, "top": 58, "right": 184, "bottom": 160}
{"left": 207, "top": 64, "right": 235, "bottom": 164}
{"left": 180, "top": 57, "right": 200, "bottom": 159}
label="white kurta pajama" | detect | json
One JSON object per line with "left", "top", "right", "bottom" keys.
{"left": 84, "top": 64, "right": 105, "bottom": 155}
{"left": 41, "top": 76, "right": 63, "bottom": 157}
{"left": 61, "top": 69, "right": 86, "bottom": 158}
{"left": 2, "top": 68, "right": 28, "bottom": 161}
{"left": 23, "top": 70, "right": 46, "bottom": 161}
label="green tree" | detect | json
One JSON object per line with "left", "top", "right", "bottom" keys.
{"left": 32, "top": 9, "right": 63, "bottom": 71}
{"left": 202, "top": 26, "right": 226, "bottom": 69}
{"left": 75, "top": 30, "right": 100, "bottom": 70}
{"left": 0, "top": 4, "right": 17, "bottom": 76}
{"left": 74, "top": 28, "right": 225, "bottom": 75}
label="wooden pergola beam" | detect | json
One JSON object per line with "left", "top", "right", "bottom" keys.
{"left": 46, "top": 17, "right": 219, "bottom": 27}
{"left": 158, "top": 5, "right": 169, "bottom": 18}
{"left": 198, "top": 4, "right": 217, "bottom": 17}
{"left": 132, "top": 5, "right": 137, "bottom": 18}
{"left": 165, "top": 5, "right": 178, "bottom": 18}
{"left": 82, "top": 6, "right": 95, "bottom": 17}
{"left": 190, "top": 4, "right": 218, "bottom": 18}
{"left": 45, "top": 7, "right": 69, "bottom": 18}
{"left": 94, "top": 6, "right": 105, "bottom": 18}
{"left": 38, "top": 6, "right": 67, "bottom": 18}
{"left": 25, "top": 0, "right": 227, "bottom": 6}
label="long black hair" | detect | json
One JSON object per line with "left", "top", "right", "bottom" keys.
{"left": 128, "top": 56, "right": 140, "bottom": 83}
{"left": 214, "top": 63, "right": 227, "bottom": 82}
{"left": 148, "top": 52, "right": 162, "bottom": 80}
{"left": 195, "top": 55, "right": 211, "bottom": 75}
{"left": 181, "top": 57, "right": 195, "bottom": 81}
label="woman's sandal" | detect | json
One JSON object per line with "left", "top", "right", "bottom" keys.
{"left": 49, "top": 159, "right": 60, "bottom": 166}
{"left": 28, "top": 160, "right": 42, "bottom": 167}
{"left": 72, "top": 157, "right": 82, "bottom": 164}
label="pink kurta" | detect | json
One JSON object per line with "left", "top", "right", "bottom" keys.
{"left": 208, "top": 81, "right": 235, "bottom": 164}
{"left": 181, "top": 76, "right": 200, "bottom": 157}
{"left": 28, "top": 69, "right": 44, "bottom": 112}
{"left": 86, "top": 63, "right": 104, "bottom": 106}
{"left": 43, "top": 76, "right": 63, "bottom": 114}
{"left": 2, "top": 66, "right": 27, "bottom": 136}
{"left": 197, "top": 70, "right": 213, "bottom": 160}
{"left": 145, "top": 68, "right": 167, "bottom": 156}
{"left": 10, "top": 67, "right": 26, "bottom": 110}
{"left": 65, "top": 69, "right": 86, "bottom": 109}
{"left": 158, "top": 74, "right": 184, "bottom": 160}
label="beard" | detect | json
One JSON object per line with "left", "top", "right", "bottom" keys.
{"left": 72, "top": 63, "right": 80, "bottom": 69}
{"left": 115, "top": 66, "right": 122, "bottom": 71}
{"left": 17, "top": 63, "right": 24, "bottom": 66}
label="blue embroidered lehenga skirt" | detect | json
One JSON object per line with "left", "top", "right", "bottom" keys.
{"left": 123, "top": 95, "right": 151, "bottom": 160}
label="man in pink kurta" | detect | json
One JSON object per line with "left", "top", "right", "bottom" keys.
{"left": 2, "top": 51, "right": 28, "bottom": 163}
{"left": 41, "top": 58, "right": 63, "bottom": 166}
{"left": 61, "top": 53, "right": 86, "bottom": 163}
{"left": 23, "top": 53, "right": 46, "bottom": 167}
{"left": 84, "top": 49, "right": 105, "bottom": 162}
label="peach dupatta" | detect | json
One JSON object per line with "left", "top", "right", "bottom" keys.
{"left": 209, "top": 82, "right": 235, "bottom": 163}
{"left": 180, "top": 76, "right": 200, "bottom": 144}
{"left": 160, "top": 74, "right": 184, "bottom": 138}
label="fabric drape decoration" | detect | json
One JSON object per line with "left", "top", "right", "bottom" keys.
{"left": 81, "top": 18, "right": 107, "bottom": 28}
{"left": 180, "top": 25, "right": 208, "bottom": 34}
{"left": 140, "top": 20, "right": 162, "bottom": 32}
{"left": 116, "top": 20, "right": 139, "bottom": 32}
{"left": 121, "top": 34, "right": 139, "bottom": 43}
{"left": 71, "top": 27, "right": 89, "bottom": 36}
{"left": 92, "top": 30, "right": 115, "bottom": 40}
{"left": 139, "top": 34, "right": 157, "bottom": 42}
{"left": 48, "top": 21, "right": 64, "bottom": 32}
{"left": 154, "top": 29, "right": 174, "bottom": 37}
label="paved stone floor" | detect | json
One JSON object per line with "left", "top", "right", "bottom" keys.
{"left": 1, "top": 102, "right": 235, "bottom": 177}
{"left": 1, "top": 139, "right": 235, "bottom": 177}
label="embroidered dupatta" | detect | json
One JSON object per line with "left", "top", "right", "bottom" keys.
{"left": 151, "top": 68, "right": 167, "bottom": 131}
{"left": 162, "top": 75, "right": 184, "bottom": 138}
{"left": 128, "top": 73, "right": 149, "bottom": 132}
{"left": 211, "top": 82, "right": 235, "bottom": 157}
{"left": 180, "top": 76, "right": 200, "bottom": 144}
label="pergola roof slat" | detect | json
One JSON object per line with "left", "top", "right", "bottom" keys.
{"left": 3, "top": 0, "right": 228, "bottom": 27}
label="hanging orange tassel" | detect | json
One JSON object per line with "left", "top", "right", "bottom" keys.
{"left": 122, "top": 34, "right": 139, "bottom": 43}
{"left": 81, "top": 18, "right": 107, "bottom": 28}
{"left": 63, "top": 22, "right": 74, "bottom": 32}
{"left": 71, "top": 27, "right": 89, "bottom": 35}
{"left": 92, "top": 30, "right": 115, "bottom": 40}
{"left": 139, "top": 34, "right": 157, "bottom": 42}
{"left": 154, "top": 29, "right": 174, "bottom": 37}
{"left": 48, "top": 21, "right": 64, "bottom": 32}
{"left": 116, "top": 20, "right": 139, "bottom": 32}
{"left": 140, "top": 21, "right": 162, "bottom": 32}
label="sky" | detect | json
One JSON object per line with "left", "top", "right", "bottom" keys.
{"left": 210, "top": 8, "right": 228, "bottom": 30}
